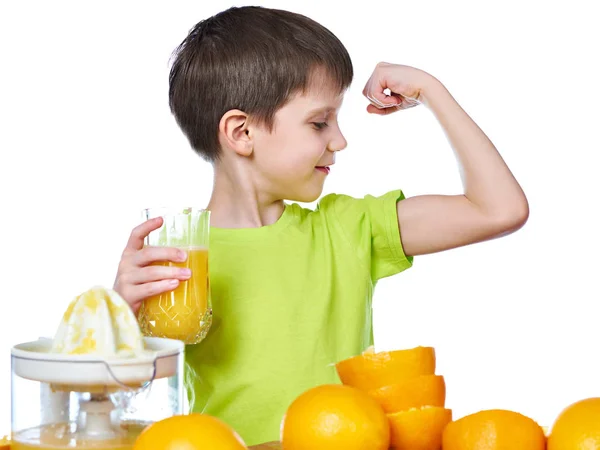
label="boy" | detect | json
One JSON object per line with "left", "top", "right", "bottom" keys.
{"left": 113, "top": 6, "right": 528, "bottom": 445}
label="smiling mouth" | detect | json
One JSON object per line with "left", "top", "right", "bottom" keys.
{"left": 315, "top": 166, "right": 331, "bottom": 175}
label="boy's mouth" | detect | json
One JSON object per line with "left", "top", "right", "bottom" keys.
{"left": 315, "top": 166, "right": 331, "bottom": 175}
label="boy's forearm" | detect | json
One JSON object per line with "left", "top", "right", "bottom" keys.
{"left": 421, "top": 78, "right": 529, "bottom": 221}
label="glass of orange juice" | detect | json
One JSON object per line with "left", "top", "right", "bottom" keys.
{"left": 137, "top": 207, "right": 212, "bottom": 345}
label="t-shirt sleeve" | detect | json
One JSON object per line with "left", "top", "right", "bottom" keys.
{"left": 320, "top": 190, "right": 413, "bottom": 282}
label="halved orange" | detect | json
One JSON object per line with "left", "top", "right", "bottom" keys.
{"left": 335, "top": 346, "right": 436, "bottom": 391}
{"left": 368, "top": 374, "right": 446, "bottom": 413}
{"left": 387, "top": 406, "right": 452, "bottom": 450}
{"left": 443, "top": 409, "right": 545, "bottom": 450}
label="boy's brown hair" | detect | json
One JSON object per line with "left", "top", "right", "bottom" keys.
{"left": 168, "top": 6, "right": 354, "bottom": 162}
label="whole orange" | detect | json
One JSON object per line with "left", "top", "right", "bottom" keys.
{"left": 442, "top": 409, "right": 545, "bottom": 450}
{"left": 133, "top": 413, "right": 247, "bottom": 450}
{"left": 547, "top": 397, "right": 600, "bottom": 450}
{"left": 280, "top": 384, "right": 390, "bottom": 450}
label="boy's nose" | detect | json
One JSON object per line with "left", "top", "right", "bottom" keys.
{"left": 329, "top": 132, "right": 348, "bottom": 152}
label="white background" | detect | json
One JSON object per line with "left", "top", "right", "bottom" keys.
{"left": 1, "top": 0, "right": 599, "bottom": 437}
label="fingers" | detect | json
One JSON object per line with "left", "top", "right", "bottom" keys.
{"left": 363, "top": 71, "right": 399, "bottom": 106}
{"left": 115, "top": 219, "right": 189, "bottom": 313}
{"left": 124, "top": 265, "right": 191, "bottom": 285}
{"left": 120, "top": 279, "right": 181, "bottom": 313}
{"left": 366, "top": 100, "right": 418, "bottom": 115}
{"left": 364, "top": 81, "right": 395, "bottom": 108}
{"left": 362, "top": 62, "right": 422, "bottom": 112}
{"left": 123, "top": 217, "right": 164, "bottom": 255}
{"left": 132, "top": 246, "right": 187, "bottom": 267}
{"left": 366, "top": 103, "right": 400, "bottom": 115}
{"left": 366, "top": 88, "right": 402, "bottom": 109}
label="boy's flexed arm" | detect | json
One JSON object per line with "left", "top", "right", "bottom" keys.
{"left": 363, "top": 62, "right": 529, "bottom": 257}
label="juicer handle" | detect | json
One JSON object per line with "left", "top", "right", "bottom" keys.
{"left": 103, "top": 354, "right": 159, "bottom": 392}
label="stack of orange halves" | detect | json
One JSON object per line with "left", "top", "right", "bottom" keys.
{"left": 335, "top": 345, "right": 452, "bottom": 450}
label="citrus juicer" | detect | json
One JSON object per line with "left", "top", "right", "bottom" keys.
{"left": 10, "top": 287, "right": 185, "bottom": 450}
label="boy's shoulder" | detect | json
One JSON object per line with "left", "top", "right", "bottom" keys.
{"left": 285, "top": 189, "right": 413, "bottom": 279}
{"left": 285, "top": 192, "right": 363, "bottom": 219}
{"left": 288, "top": 189, "right": 406, "bottom": 225}
{"left": 319, "top": 189, "right": 405, "bottom": 212}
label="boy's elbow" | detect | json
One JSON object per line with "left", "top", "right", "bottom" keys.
{"left": 495, "top": 195, "right": 530, "bottom": 234}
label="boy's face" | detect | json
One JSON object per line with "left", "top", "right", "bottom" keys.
{"left": 250, "top": 77, "right": 348, "bottom": 203}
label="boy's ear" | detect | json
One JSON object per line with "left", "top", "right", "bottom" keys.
{"left": 219, "top": 109, "right": 253, "bottom": 157}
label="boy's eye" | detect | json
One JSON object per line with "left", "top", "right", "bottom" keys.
{"left": 312, "top": 122, "right": 329, "bottom": 130}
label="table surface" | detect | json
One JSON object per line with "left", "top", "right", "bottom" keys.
{"left": 249, "top": 442, "right": 281, "bottom": 449}
{"left": 4, "top": 442, "right": 281, "bottom": 450}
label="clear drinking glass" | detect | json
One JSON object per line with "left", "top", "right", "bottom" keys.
{"left": 137, "top": 207, "right": 212, "bottom": 345}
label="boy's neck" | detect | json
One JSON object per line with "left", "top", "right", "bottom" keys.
{"left": 207, "top": 164, "right": 285, "bottom": 229}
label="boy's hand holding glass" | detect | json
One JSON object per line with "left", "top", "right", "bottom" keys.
{"left": 114, "top": 207, "right": 212, "bottom": 345}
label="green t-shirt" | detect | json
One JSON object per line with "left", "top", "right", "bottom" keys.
{"left": 184, "top": 190, "right": 413, "bottom": 445}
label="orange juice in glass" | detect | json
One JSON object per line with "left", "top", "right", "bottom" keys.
{"left": 137, "top": 207, "right": 212, "bottom": 345}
